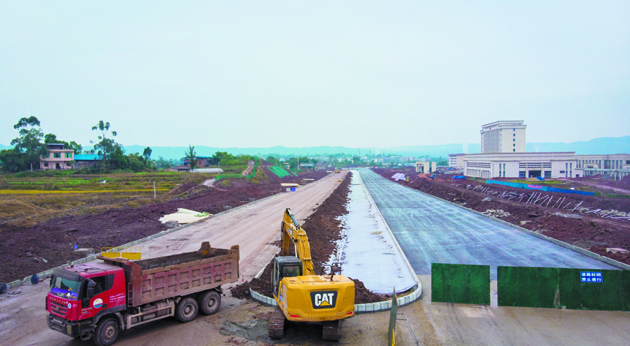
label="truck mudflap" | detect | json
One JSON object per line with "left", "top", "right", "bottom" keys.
{"left": 47, "top": 314, "right": 92, "bottom": 338}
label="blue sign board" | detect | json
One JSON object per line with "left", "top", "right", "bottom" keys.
{"left": 581, "top": 271, "right": 602, "bottom": 283}
{"left": 290, "top": 187, "right": 296, "bottom": 192}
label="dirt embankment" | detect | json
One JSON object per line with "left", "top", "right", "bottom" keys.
{"left": 374, "top": 168, "right": 630, "bottom": 266}
{"left": 0, "top": 171, "right": 329, "bottom": 283}
{"left": 231, "top": 172, "right": 389, "bottom": 304}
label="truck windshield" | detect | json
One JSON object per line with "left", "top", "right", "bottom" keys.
{"left": 50, "top": 276, "right": 81, "bottom": 300}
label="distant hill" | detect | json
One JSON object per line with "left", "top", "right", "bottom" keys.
{"left": 526, "top": 136, "right": 630, "bottom": 155}
{"left": 2, "top": 136, "right": 629, "bottom": 160}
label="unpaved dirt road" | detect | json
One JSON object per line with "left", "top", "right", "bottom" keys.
{"left": 0, "top": 171, "right": 348, "bottom": 346}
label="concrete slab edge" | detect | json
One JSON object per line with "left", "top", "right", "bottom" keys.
{"left": 248, "top": 284, "right": 423, "bottom": 313}
{"left": 355, "top": 170, "right": 422, "bottom": 289}
{"left": 389, "top": 175, "right": 630, "bottom": 271}
{"left": 2, "top": 190, "right": 288, "bottom": 293}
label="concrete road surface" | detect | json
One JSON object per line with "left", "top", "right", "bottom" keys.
{"left": 0, "top": 171, "right": 347, "bottom": 346}
{"left": 358, "top": 169, "right": 619, "bottom": 277}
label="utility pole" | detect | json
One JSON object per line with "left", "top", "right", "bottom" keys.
{"left": 297, "top": 147, "right": 299, "bottom": 171}
{"left": 153, "top": 181, "right": 156, "bottom": 198}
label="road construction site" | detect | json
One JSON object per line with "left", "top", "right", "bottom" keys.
{"left": 373, "top": 167, "right": 630, "bottom": 266}
{"left": 1, "top": 168, "right": 630, "bottom": 345}
{"left": 361, "top": 169, "right": 619, "bottom": 277}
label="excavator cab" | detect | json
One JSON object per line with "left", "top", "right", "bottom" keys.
{"left": 272, "top": 256, "right": 302, "bottom": 297}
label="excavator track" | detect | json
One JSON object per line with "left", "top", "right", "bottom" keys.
{"left": 268, "top": 307, "right": 286, "bottom": 339}
{"left": 322, "top": 320, "right": 342, "bottom": 341}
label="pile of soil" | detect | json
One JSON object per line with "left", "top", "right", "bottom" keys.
{"left": 0, "top": 171, "right": 328, "bottom": 283}
{"left": 373, "top": 168, "right": 630, "bottom": 266}
{"left": 589, "top": 245, "right": 630, "bottom": 263}
{"left": 231, "top": 173, "right": 390, "bottom": 304}
{"left": 570, "top": 175, "right": 630, "bottom": 194}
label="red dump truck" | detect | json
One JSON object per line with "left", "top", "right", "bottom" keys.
{"left": 46, "top": 242, "right": 239, "bottom": 346}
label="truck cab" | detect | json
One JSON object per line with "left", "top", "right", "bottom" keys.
{"left": 46, "top": 262, "right": 126, "bottom": 340}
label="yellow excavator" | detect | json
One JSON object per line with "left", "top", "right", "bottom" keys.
{"left": 268, "top": 208, "right": 355, "bottom": 341}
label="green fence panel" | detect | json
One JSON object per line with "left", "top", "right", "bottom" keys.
{"left": 559, "top": 269, "right": 626, "bottom": 311}
{"left": 431, "top": 263, "right": 490, "bottom": 305}
{"left": 624, "top": 271, "right": 630, "bottom": 311}
{"left": 499, "top": 266, "right": 629, "bottom": 311}
{"left": 497, "top": 266, "right": 559, "bottom": 308}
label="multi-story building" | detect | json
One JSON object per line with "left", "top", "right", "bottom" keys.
{"left": 464, "top": 152, "right": 577, "bottom": 179}
{"left": 448, "top": 153, "right": 466, "bottom": 168}
{"left": 40, "top": 143, "right": 74, "bottom": 170}
{"left": 453, "top": 120, "right": 630, "bottom": 180}
{"left": 462, "top": 152, "right": 630, "bottom": 180}
{"left": 480, "top": 120, "right": 527, "bottom": 153}
{"left": 575, "top": 154, "right": 630, "bottom": 180}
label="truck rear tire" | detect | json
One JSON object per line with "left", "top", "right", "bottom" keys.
{"left": 197, "top": 290, "right": 221, "bottom": 315}
{"left": 93, "top": 318, "right": 120, "bottom": 346}
{"left": 175, "top": 297, "right": 198, "bottom": 323}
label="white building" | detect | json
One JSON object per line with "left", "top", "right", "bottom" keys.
{"left": 448, "top": 153, "right": 466, "bottom": 168}
{"left": 575, "top": 154, "right": 630, "bottom": 180}
{"left": 464, "top": 152, "right": 577, "bottom": 179}
{"left": 462, "top": 152, "right": 630, "bottom": 180}
{"left": 480, "top": 120, "right": 527, "bottom": 153}
{"left": 416, "top": 161, "right": 436, "bottom": 173}
{"left": 450, "top": 120, "right": 630, "bottom": 180}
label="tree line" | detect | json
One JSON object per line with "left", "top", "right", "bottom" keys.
{"left": 0, "top": 117, "right": 154, "bottom": 173}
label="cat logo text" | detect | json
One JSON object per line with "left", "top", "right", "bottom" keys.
{"left": 310, "top": 291, "right": 337, "bottom": 309}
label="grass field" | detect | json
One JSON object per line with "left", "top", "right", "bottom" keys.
{"left": 0, "top": 171, "right": 215, "bottom": 192}
{"left": 0, "top": 171, "right": 218, "bottom": 229}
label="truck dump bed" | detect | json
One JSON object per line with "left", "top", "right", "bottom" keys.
{"left": 100, "top": 242, "right": 239, "bottom": 307}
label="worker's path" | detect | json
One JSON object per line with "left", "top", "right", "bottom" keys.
{"left": 358, "top": 169, "right": 618, "bottom": 277}
{"left": 0, "top": 171, "right": 347, "bottom": 346}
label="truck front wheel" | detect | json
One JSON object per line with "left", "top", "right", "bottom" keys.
{"left": 93, "top": 318, "right": 120, "bottom": 346}
{"left": 175, "top": 297, "right": 198, "bottom": 322}
{"left": 197, "top": 290, "right": 221, "bottom": 315}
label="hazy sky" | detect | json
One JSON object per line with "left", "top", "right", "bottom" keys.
{"left": 1, "top": 1, "right": 629, "bottom": 149}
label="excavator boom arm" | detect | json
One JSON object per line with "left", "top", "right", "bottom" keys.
{"left": 281, "top": 208, "right": 315, "bottom": 276}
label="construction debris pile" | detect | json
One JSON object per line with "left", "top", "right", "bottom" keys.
{"left": 391, "top": 173, "right": 406, "bottom": 181}
{"left": 159, "top": 208, "right": 212, "bottom": 225}
{"left": 482, "top": 209, "right": 511, "bottom": 218}
{"left": 464, "top": 184, "right": 630, "bottom": 222}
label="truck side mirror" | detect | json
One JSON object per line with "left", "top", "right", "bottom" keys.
{"left": 87, "top": 280, "right": 96, "bottom": 299}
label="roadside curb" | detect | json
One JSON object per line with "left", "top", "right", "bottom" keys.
{"left": 355, "top": 170, "right": 422, "bottom": 288}
{"left": 2, "top": 187, "right": 287, "bottom": 293}
{"left": 248, "top": 284, "right": 423, "bottom": 313}
{"left": 386, "top": 173, "right": 630, "bottom": 271}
